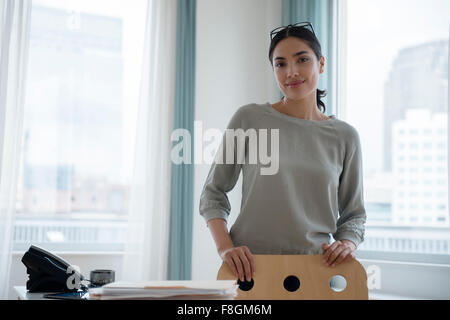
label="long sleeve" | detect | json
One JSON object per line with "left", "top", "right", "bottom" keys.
{"left": 333, "top": 129, "right": 367, "bottom": 247}
{"left": 199, "top": 109, "right": 244, "bottom": 225}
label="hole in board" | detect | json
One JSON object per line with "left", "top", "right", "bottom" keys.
{"left": 237, "top": 277, "right": 254, "bottom": 291}
{"left": 283, "top": 275, "right": 300, "bottom": 292}
{"left": 329, "top": 275, "right": 347, "bottom": 292}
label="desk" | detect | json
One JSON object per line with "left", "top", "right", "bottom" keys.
{"left": 14, "top": 286, "right": 57, "bottom": 300}
{"left": 14, "top": 286, "right": 235, "bottom": 300}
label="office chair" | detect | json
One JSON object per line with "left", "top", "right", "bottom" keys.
{"left": 217, "top": 254, "right": 368, "bottom": 299}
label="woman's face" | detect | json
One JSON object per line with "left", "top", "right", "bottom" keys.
{"left": 271, "top": 36, "right": 324, "bottom": 101}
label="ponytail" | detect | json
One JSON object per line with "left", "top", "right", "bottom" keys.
{"left": 316, "top": 88, "right": 327, "bottom": 113}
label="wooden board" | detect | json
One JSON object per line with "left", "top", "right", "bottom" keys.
{"left": 217, "top": 255, "right": 368, "bottom": 300}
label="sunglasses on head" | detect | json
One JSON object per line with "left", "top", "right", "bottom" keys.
{"left": 270, "top": 22, "right": 315, "bottom": 40}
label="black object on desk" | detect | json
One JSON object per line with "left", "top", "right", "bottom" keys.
{"left": 43, "top": 290, "right": 89, "bottom": 300}
{"left": 90, "top": 269, "right": 115, "bottom": 287}
{"left": 21, "top": 245, "right": 86, "bottom": 293}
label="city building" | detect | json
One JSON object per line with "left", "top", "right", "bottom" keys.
{"left": 391, "top": 109, "right": 448, "bottom": 227}
{"left": 382, "top": 40, "right": 448, "bottom": 172}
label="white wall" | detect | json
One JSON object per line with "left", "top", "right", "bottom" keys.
{"left": 192, "top": 0, "right": 282, "bottom": 281}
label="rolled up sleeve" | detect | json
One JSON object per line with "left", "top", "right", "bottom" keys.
{"left": 333, "top": 130, "right": 366, "bottom": 247}
{"left": 199, "top": 109, "right": 244, "bottom": 225}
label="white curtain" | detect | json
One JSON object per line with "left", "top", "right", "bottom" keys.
{"left": 121, "top": 0, "right": 177, "bottom": 282}
{"left": 0, "top": 0, "right": 31, "bottom": 299}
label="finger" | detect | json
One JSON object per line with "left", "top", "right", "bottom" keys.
{"left": 243, "top": 246, "right": 256, "bottom": 277}
{"left": 236, "top": 249, "right": 251, "bottom": 282}
{"left": 322, "top": 244, "right": 331, "bottom": 257}
{"left": 223, "top": 252, "right": 239, "bottom": 278}
{"left": 224, "top": 257, "right": 238, "bottom": 278}
{"left": 327, "top": 244, "right": 345, "bottom": 265}
{"left": 331, "top": 248, "right": 351, "bottom": 267}
{"left": 323, "top": 240, "right": 340, "bottom": 260}
{"left": 231, "top": 253, "right": 244, "bottom": 281}
{"left": 343, "top": 251, "right": 356, "bottom": 263}
{"left": 326, "top": 244, "right": 345, "bottom": 266}
{"left": 323, "top": 240, "right": 341, "bottom": 262}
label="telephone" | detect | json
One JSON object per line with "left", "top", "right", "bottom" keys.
{"left": 21, "top": 245, "right": 86, "bottom": 293}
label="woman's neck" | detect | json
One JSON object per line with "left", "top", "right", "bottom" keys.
{"left": 274, "top": 97, "right": 327, "bottom": 120}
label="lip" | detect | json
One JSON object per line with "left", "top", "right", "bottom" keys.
{"left": 287, "top": 80, "right": 305, "bottom": 88}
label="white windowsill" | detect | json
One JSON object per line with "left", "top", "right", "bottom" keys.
{"left": 369, "top": 292, "right": 426, "bottom": 300}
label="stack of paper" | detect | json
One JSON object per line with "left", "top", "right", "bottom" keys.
{"left": 88, "top": 280, "right": 238, "bottom": 300}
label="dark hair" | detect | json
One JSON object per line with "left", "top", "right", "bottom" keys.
{"left": 268, "top": 26, "right": 327, "bottom": 113}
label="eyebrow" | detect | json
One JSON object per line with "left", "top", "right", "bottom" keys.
{"left": 273, "top": 51, "right": 309, "bottom": 61}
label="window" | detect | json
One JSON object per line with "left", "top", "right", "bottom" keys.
{"left": 14, "top": 0, "right": 147, "bottom": 252}
{"left": 343, "top": 0, "right": 450, "bottom": 259}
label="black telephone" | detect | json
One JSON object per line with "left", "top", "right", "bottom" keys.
{"left": 21, "top": 245, "right": 86, "bottom": 293}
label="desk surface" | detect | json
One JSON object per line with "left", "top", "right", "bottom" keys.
{"left": 14, "top": 286, "right": 235, "bottom": 300}
{"left": 14, "top": 286, "right": 55, "bottom": 300}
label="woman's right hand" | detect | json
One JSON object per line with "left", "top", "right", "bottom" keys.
{"left": 219, "top": 246, "right": 256, "bottom": 282}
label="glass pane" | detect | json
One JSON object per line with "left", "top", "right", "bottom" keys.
{"left": 345, "top": 0, "right": 450, "bottom": 255}
{"left": 14, "top": 0, "right": 147, "bottom": 251}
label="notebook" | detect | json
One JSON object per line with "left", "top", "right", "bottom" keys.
{"left": 88, "top": 280, "right": 238, "bottom": 300}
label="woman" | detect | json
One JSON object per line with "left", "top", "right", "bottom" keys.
{"left": 199, "top": 22, "right": 366, "bottom": 283}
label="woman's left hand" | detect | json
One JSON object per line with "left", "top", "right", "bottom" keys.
{"left": 321, "top": 240, "right": 357, "bottom": 267}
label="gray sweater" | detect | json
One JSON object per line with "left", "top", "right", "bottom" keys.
{"left": 199, "top": 102, "right": 366, "bottom": 254}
